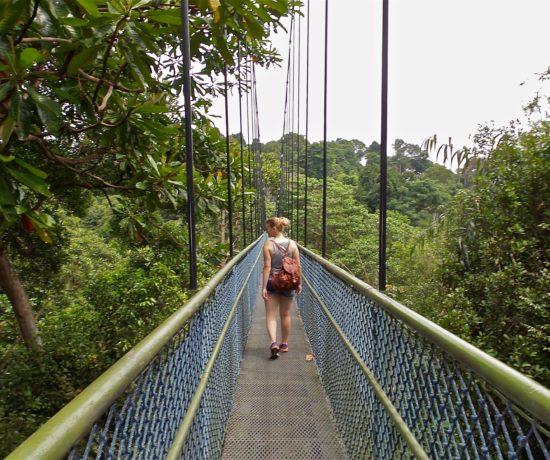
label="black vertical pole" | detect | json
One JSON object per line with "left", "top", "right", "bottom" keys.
{"left": 290, "top": 20, "right": 295, "bottom": 235}
{"left": 296, "top": 10, "right": 301, "bottom": 243}
{"left": 322, "top": 0, "right": 328, "bottom": 258}
{"left": 237, "top": 46, "right": 247, "bottom": 247}
{"left": 246, "top": 55, "right": 253, "bottom": 239}
{"left": 379, "top": 0, "right": 389, "bottom": 291}
{"left": 180, "top": 0, "right": 197, "bottom": 289}
{"left": 304, "top": 0, "right": 310, "bottom": 247}
{"left": 223, "top": 64, "right": 234, "bottom": 257}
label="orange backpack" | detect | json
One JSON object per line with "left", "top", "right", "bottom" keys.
{"left": 271, "top": 240, "right": 301, "bottom": 291}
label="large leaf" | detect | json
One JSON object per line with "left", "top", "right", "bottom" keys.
{"left": 147, "top": 9, "right": 181, "bottom": 25}
{"left": 0, "top": 115, "right": 14, "bottom": 151}
{"left": 14, "top": 157, "right": 48, "bottom": 179}
{"left": 27, "top": 86, "right": 62, "bottom": 133}
{"left": 5, "top": 167, "right": 52, "bottom": 197}
{"left": 0, "top": 0, "right": 30, "bottom": 36}
{"left": 244, "top": 16, "right": 265, "bottom": 39}
{"left": 258, "top": 0, "right": 288, "bottom": 14}
{"left": 74, "top": 0, "right": 100, "bottom": 17}
{"left": 67, "top": 45, "right": 101, "bottom": 75}
{"left": 19, "top": 48, "right": 43, "bottom": 70}
{"left": 0, "top": 175, "right": 16, "bottom": 205}
{"left": 134, "top": 104, "right": 170, "bottom": 114}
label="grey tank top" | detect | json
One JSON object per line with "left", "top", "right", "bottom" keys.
{"left": 269, "top": 238, "right": 292, "bottom": 275}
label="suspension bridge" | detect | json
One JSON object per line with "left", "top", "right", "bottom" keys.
{"left": 7, "top": 236, "right": 550, "bottom": 459}
{"left": 5, "top": 1, "right": 550, "bottom": 459}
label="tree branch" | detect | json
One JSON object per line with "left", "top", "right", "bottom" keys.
{"left": 15, "top": 0, "right": 40, "bottom": 45}
{"left": 92, "top": 15, "right": 129, "bottom": 105}
{"left": 77, "top": 69, "right": 142, "bottom": 93}
{"left": 21, "top": 37, "right": 72, "bottom": 44}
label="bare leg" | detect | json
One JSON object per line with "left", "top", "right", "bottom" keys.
{"left": 279, "top": 296, "right": 293, "bottom": 344}
{"left": 265, "top": 294, "right": 279, "bottom": 344}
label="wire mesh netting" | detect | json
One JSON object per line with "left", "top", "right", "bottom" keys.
{"left": 297, "top": 251, "right": 550, "bottom": 460}
{"left": 68, "top": 239, "right": 264, "bottom": 460}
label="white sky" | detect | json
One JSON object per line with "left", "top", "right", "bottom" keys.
{"left": 212, "top": 0, "right": 550, "bottom": 160}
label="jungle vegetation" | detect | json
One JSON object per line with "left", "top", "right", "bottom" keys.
{"left": 0, "top": 0, "right": 548, "bottom": 455}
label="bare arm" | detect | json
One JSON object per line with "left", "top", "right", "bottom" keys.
{"left": 262, "top": 241, "right": 272, "bottom": 301}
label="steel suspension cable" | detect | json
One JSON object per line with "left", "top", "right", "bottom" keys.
{"left": 304, "top": 0, "right": 310, "bottom": 246}
{"left": 251, "top": 62, "right": 259, "bottom": 235}
{"left": 279, "top": 16, "right": 294, "bottom": 217}
{"left": 245, "top": 53, "right": 254, "bottom": 239}
{"left": 237, "top": 45, "right": 247, "bottom": 247}
{"left": 179, "top": 0, "right": 197, "bottom": 289}
{"left": 223, "top": 63, "right": 234, "bottom": 257}
{"left": 290, "top": 16, "right": 296, "bottom": 235}
{"left": 252, "top": 62, "right": 264, "bottom": 233}
{"left": 296, "top": 9, "right": 302, "bottom": 243}
{"left": 322, "top": 0, "right": 329, "bottom": 258}
{"left": 379, "top": 0, "right": 389, "bottom": 291}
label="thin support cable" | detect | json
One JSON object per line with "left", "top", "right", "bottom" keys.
{"left": 245, "top": 53, "right": 254, "bottom": 239}
{"left": 237, "top": 45, "right": 247, "bottom": 247}
{"left": 253, "top": 63, "right": 264, "bottom": 232}
{"left": 304, "top": 0, "right": 310, "bottom": 246}
{"left": 223, "top": 64, "right": 234, "bottom": 257}
{"left": 251, "top": 62, "right": 260, "bottom": 235}
{"left": 296, "top": 8, "right": 301, "bottom": 243}
{"left": 179, "top": 0, "right": 197, "bottom": 289}
{"left": 280, "top": 17, "right": 294, "bottom": 217}
{"left": 322, "top": 0, "right": 329, "bottom": 258}
{"left": 379, "top": 0, "right": 389, "bottom": 291}
{"left": 290, "top": 15, "right": 296, "bottom": 234}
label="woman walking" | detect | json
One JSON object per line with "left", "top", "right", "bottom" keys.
{"left": 262, "top": 217, "right": 302, "bottom": 359}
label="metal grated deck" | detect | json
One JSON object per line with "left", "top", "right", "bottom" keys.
{"left": 221, "top": 293, "right": 347, "bottom": 459}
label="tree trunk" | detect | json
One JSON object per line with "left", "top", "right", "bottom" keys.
{"left": 0, "top": 244, "right": 42, "bottom": 348}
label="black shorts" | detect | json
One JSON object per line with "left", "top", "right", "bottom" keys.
{"left": 266, "top": 279, "right": 295, "bottom": 298}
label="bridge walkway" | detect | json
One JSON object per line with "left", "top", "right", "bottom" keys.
{"left": 222, "top": 293, "right": 347, "bottom": 459}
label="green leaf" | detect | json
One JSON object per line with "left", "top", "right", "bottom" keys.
{"left": 258, "top": 0, "right": 288, "bottom": 14}
{"left": 0, "top": 0, "right": 29, "bottom": 36}
{"left": 0, "top": 176, "right": 16, "bottom": 205}
{"left": 147, "top": 154, "right": 160, "bottom": 176}
{"left": 0, "top": 154, "right": 14, "bottom": 162}
{"left": 135, "top": 181, "right": 148, "bottom": 190}
{"left": 58, "top": 17, "right": 89, "bottom": 26}
{"left": 14, "top": 157, "right": 48, "bottom": 179}
{"left": 19, "top": 48, "right": 43, "bottom": 70}
{"left": 134, "top": 104, "right": 170, "bottom": 114}
{"left": 5, "top": 167, "right": 52, "bottom": 197}
{"left": 245, "top": 17, "right": 265, "bottom": 39}
{"left": 0, "top": 115, "right": 15, "bottom": 150}
{"left": 147, "top": 9, "right": 182, "bottom": 25}
{"left": 67, "top": 45, "right": 101, "bottom": 75}
{"left": 0, "top": 81, "right": 15, "bottom": 101}
{"left": 26, "top": 86, "right": 62, "bottom": 133}
{"left": 74, "top": 0, "right": 100, "bottom": 17}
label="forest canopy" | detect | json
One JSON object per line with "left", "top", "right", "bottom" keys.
{"left": 0, "top": 0, "right": 548, "bottom": 455}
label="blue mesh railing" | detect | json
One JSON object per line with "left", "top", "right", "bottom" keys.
{"left": 7, "top": 236, "right": 265, "bottom": 460}
{"left": 297, "top": 245, "right": 550, "bottom": 460}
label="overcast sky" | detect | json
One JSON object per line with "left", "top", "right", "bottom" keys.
{"left": 212, "top": 0, "right": 550, "bottom": 160}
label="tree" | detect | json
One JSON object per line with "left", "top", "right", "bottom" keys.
{"left": 0, "top": 0, "right": 295, "bottom": 346}
{"left": 436, "top": 121, "right": 550, "bottom": 385}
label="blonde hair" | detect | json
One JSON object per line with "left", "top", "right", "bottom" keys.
{"left": 265, "top": 216, "right": 290, "bottom": 233}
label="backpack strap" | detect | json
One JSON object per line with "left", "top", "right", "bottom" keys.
{"left": 272, "top": 239, "right": 291, "bottom": 257}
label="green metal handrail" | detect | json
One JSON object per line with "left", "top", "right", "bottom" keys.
{"left": 302, "top": 273, "right": 430, "bottom": 459}
{"left": 299, "top": 244, "right": 550, "bottom": 426}
{"left": 7, "top": 235, "right": 263, "bottom": 460}
{"left": 165, "top": 244, "right": 264, "bottom": 459}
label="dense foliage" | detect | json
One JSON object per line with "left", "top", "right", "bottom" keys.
{"left": 0, "top": 0, "right": 296, "bottom": 455}
{"left": 0, "top": 1, "right": 548, "bottom": 454}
